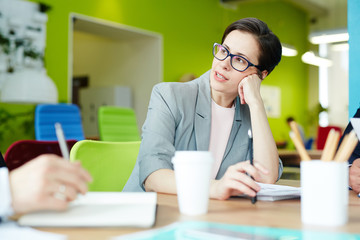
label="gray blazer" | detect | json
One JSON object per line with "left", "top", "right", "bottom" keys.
{"left": 123, "top": 70, "right": 283, "bottom": 192}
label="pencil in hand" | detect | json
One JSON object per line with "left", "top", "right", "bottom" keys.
{"left": 248, "top": 129, "right": 257, "bottom": 204}
{"left": 55, "top": 122, "right": 70, "bottom": 160}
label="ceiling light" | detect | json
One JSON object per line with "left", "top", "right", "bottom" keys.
{"left": 301, "top": 51, "right": 332, "bottom": 67}
{"left": 331, "top": 43, "right": 349, "bottom": 52}
{"left": 281, "top": 44, "right": 298, "bottom": 57}
{"left": 309, "top": 29, "right": 348, "bottom": 44}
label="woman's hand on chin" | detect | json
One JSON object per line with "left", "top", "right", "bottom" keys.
{"left": 238, "top": 73, "right": 262, "bottom": 105}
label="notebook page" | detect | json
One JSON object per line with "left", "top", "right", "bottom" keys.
{"left": 18, "top": 192, "right": 157, "bottom": 227}
{"left": 350, "top": 118, "right": 360, "bottom": 139}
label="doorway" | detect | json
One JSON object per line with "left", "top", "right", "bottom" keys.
{"left": 69, "top": 13, "right": 162, "bottom": 138}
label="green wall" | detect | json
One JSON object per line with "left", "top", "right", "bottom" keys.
{"left": 0, "top": 0, "right": 309, "bottom": 152}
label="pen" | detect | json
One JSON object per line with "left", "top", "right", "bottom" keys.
{"left": 248, "top": 129, "right": 257, "bottom": 204}
{"left": 55, "top": 122, "right": 70, "bottom": 160}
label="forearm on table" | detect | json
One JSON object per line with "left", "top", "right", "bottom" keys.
{"left": 144, "top": 169, "right": 177, "bottom": 194}
{"left": 249, "top": 101, "right": 279, "bottom": 183}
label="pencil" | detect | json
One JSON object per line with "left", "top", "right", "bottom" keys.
{"left": 289, "top": 121, "right": 303, "bottom": 146}
{"left": 248, "top": 129, "right": 257, "bottom": 204}
{"left": 334, "top": 130, "right": 359, "bottom": 162}
{"left": 289, "top": 132, "right": 311, "bottom": 161}
{"left": 55, "top": 122, "right": 70, "bottom": 160}
{"left": 320, "top": 129, "right": 340, "bottom": 162}
{"left": 333, "top": 133, "right": 349, "bottom": 162}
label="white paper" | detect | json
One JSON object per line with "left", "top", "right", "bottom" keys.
{"left": 350, "top": 118, "right": 360, "bottom": 139}
{"left": 0, "top": 221, "right": 66, "bottom": 240}
{"left": 18, "top": 192, "right": 157, "bottom": 227}
{"left": 238, "top": 183, "right": 301, "bottom": 201}
{"left": 256, "top": 183, "right": 301, "bottom": 201}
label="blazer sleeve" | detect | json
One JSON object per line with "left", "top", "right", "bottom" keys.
{"left": 338, "top": 107, "right": 360, "bottom": 164}
{"left": 138, "top": 83, "right": 178, "bottom": 188}
{"left": 0, "top": 168, "right": 14, "bottom": 220}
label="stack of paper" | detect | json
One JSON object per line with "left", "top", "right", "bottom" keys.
{"left": 18, "top": 192, "right": 157, "bottom": 227}
{"left": 256, "top": 183, "right": 301, "bottom": 201}
{"left": 238, "top": 183, "right": 301, "bottom": 201}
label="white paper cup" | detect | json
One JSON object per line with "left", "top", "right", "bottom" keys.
{"left": 172, "top": 151, "right": 214, "bottom": 216}
{"left": 301, "top": 160, "right": 349, "bottom": 226}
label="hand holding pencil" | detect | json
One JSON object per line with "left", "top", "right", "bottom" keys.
{"left": 55, "top": 122, "right": 70, "bottom": 160}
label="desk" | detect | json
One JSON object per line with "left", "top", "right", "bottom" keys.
{"left": 279, "top": 149, "right": 323, "bottom": 166}
{"left": 36, "top": 180, "right": 360, "bottom": 240}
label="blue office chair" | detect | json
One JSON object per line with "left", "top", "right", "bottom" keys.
{"left": 304, "top": 138, "right": 314, "bottom": 150}
{"left": 35, "top": 104, "right": 85, "bottom": 141}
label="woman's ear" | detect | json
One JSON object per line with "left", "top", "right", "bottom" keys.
{"left": 261, "top": 70, "right": 268, "bottom": 80}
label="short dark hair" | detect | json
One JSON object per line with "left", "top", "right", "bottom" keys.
{"left": 221, "top": 17, "right": 282, "bottom": 75}
{"left": 286, "top": 116, "right": 295, "bottom": 123}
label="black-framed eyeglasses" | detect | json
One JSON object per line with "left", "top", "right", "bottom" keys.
{"left": 212, "top": 43, "right": 262, "bottom": 72}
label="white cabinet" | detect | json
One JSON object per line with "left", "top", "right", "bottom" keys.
{"left": 79, "top": 86, "right": 132, "bottom": 137}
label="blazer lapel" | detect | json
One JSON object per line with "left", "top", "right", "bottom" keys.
{"left": 194, "top": 72, "right": 211, "bottom": 151}
{"left": 223, "top": 97, "right": 242, "bottom": 159}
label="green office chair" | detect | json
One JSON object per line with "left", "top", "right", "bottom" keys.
{"left": 70, "top": 140, "right": 141, "bottom": 191}
{"left": 98, "top": 106, "right": 141, "bottom": 142}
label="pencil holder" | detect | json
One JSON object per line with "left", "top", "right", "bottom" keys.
{"left": 300, "top": 160, "right": 349, "bottom": 226}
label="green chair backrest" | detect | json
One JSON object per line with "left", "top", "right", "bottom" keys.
{"left": 70, "top": 140, "right": 141, "bottom": 191}
{"left": 98, "top": 106, "right": 141, "bottom": 142}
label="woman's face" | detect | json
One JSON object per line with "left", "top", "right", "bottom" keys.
{"left": 210, "top": 30, "right": 261, "bottom": 99}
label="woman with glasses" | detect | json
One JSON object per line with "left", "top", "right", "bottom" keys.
{"left": 123, "top": 17, "right": 283, "bottom": 200}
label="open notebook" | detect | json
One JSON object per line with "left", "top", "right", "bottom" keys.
{"left": 238, "top": 183, "right": 301, "bottom": 201}
{"left": 18, "top": 192, "right": 157, "bottom": 227}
